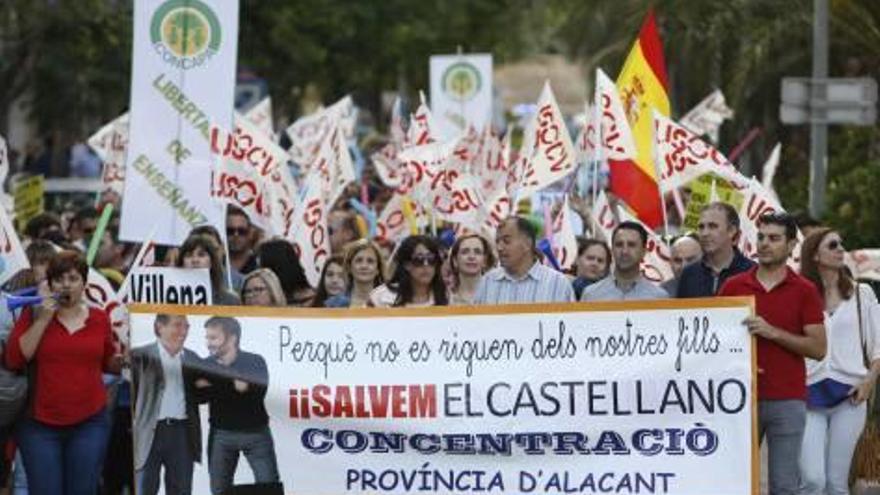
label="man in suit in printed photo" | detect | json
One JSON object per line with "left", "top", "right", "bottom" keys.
{"left": 131, "top": 313, "right": 208, "bottom": 495}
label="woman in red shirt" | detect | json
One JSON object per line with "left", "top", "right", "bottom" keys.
{"left": 5, "top": 250, "right": 121, "bottom": 495}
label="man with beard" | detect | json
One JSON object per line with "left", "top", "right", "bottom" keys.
{"left": 201, "top": 316, "right": 278, "bottom": 495}
{"left": 719, "top": 212, "right": 826, "bottom": 495}
{"left": 581, "top": 221, "right": 668, "bottom": 301}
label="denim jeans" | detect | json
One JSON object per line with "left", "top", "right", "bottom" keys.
{"left": 799, "top": 400, "right": 867, "bottom": 495}
{"left": 208, "top": 426, "right": 279, "bottom": 495}
{"left": 16, "top": 411, "right": 110, "bottom": 495}
{"left": 760, "top": 400, "right": 807, "bottom": 495}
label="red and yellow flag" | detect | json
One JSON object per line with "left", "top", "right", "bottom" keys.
{"left": 610, "top": 9, "right": 669, "bottom": 229}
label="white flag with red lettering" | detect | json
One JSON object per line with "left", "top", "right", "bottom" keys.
{"left": 286, "top": 95, "right": 357, "bottom": 168}
{"left": 88, "top": 113, "right": 129, "bottom": 197}
{"left": 679, "top": 89, "right": 733, "bottom": 144}
{"left": 245, "top": 97, "right": 274, "bottom": 140}
{"left": 551, "top": 196, "right": 579, "bottom": 270}
{"left": 406, "top": 95, "right": 439, "bottom": 148}
{"left": 515, "top": 81, "right": 577, "bottom": 199}
{"left": 0, "top": 205, "right": 28, "bottom": 286}
{"left": 376, "top": 194, "right": 427, "bottom": 244}
{"left": 590, "top": 190, "right": 619, "bottom": 241}
{"left": 653, "top": 112, "right": 745, "bottom": 193}
{"left": 291, "top": 173, "right": 331, "bottom": 288}
{"left": 595, "top": 69, "right": 637, "bottom": 161}
{"left": 312, "top": 119, "right": 355, "bottom": 209}
{"left": 210, "top": 113, "right": 297, "bottom": 235}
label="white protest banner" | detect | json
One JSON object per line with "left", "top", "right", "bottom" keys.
{"left": 760, "top": 143, "right": 782, "bottom": 199}
{"left": 407, "top": 96, "right": 440, "bottom": 148}
{"left": 0, "top": 206, "right": 29, "bottom": 286}
{"left": 375, "top": 194, "right": 426, "bottom": 243}
{"left": 596, "top": 69, "right": 637, "bottom": 161}
{"left": 121, "top": 0, "right": 238, "bottom": 245}
{"left": 286, "top": 96, "right": 357, "bottom": 167}
{"left": 679, "top": 89, "right": 734, "bottom": 144}
{"left": 590, "top": 190, "right": 619, "bottom": 241}
{"left": 429, "top": 53, "right": 493, "bottom": 141}
{"left": 129, "top": 299, "right": 757, "bottom": 495}
{"left": 245, "top": 96, "right": 274, "bottom": 139}
{"left": 85, "top": 268, "right": 128, "bottom": 348}
{"left": 88, "top": 113, "right": 130, "bottom": 163}
{"left": 291, "top": 173, "right": 330, "bottom": 287}
{"left": 312, "top": 119, "right": 355, "bottom": 209}
{"left": 371, "top": 143, "right": 403, "bottom": 188}
{"left": 515, "top": 82, "right": 577, "bottom": 200}
{"left": 390, "top": 96, "right": 408, "bottom": 148}
{"left": 550, "top": 196, "right": 579, "bottom": 270}
{"left": 395, "top": 139, "right": 458, "bottom": 201}
{"left": 737, "top": 177, "right": 802, "bottom": 267}
{"left": 653, "top": 112, "right": 745, "bottom": 194}
{"left": 209, "top": 112, "right": 294, "bottom": 231}
{"left": 480, "top": 189, "right": 514, "bottom": 237}
{"left": 125, "top": 267, "right": 212, "bottom": 305}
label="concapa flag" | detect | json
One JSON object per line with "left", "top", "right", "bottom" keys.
{"left": 612, "top": 9, "right": 669, "bottom": 229}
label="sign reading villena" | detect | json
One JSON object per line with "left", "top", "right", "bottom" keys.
{"left": 129, "top": 299, "right": 758, "bottom": 495}
{"left": 126, "top": 267, "right": 212, "bottom": 305}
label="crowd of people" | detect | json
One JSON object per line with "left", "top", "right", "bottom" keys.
{"left": 0, "top": 196, "right": 876, "bottom": 495}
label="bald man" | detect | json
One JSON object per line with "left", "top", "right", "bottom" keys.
{"left": 661, "top": 236, "right": 702, "bottom": 296}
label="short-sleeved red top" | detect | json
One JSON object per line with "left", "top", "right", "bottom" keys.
{"left": 719, "top": 266, "right": 824, "bottom": 400}
{"left": 5, "top": 307, "right": 116, "bottom": 426}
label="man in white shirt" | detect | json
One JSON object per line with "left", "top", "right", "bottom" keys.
{"left": 474, "top": 216, "right": 574, "bottom": 304}
{"left": 132, "top": 314, "right": 207, "bottom": 495}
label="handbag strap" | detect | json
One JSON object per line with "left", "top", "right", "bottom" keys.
{"left": 855, "top": 282, "right": 871, "bottom": 370}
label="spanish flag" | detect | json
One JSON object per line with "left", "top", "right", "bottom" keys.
{"left": 611, "top": 9, "right": 669, "bottom": 229}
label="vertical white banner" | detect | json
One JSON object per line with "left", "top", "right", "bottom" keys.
{"left": 429, "top": 54, "right": 493, "bottom": 141}
{"left": 121, "top": 0, "right": 239, "bottom": 245}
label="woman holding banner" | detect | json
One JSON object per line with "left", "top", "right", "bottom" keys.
{"left": 325, "top": 240, "right": 386, "bottom": 308}
{"left": 177, "top": 233, "right": 241, "bottom": 306}
{"left": 799, "top": 228, "right": 880, "bottom": 495}
{"left": 448, "top": 234, "right": 495, "bottom": 305}
{"left": 369, "top": 235, "right": 448, "bottom": 308}
{"left": 241, "top": 268, "right": 287, "bottom": 307}
{"left": 5, "top": 251, "right": 122, "bottom": 495}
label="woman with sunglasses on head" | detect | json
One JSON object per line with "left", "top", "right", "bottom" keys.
{"left": 311, "top": 255, "right": 348, "bottom": 307}
{"left": 448, "top": 234, "right": 496, "bottom": 305}
{"left": 798, "top": 228, "right": 880, "bottom": 495}
{"left": 369, "top": 235, "right": 448, "bottom": 308}
{"left": 326, "top": 240, "right": 386, "bottom": 308}
{"left": 177, "top": 233, "right": 241, "bottom": 305}
{"left": 240, "top": 268, "right": 287, "bottom": 307}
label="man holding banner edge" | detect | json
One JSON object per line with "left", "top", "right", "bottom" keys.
{"left": 719, "top": 212, "right": 826, "bottom": 495}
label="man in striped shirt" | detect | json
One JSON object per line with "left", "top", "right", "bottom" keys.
{"left": 473, "top": 217, "right": 574, "bottom": 305}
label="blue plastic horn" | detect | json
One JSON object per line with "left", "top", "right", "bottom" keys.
{"left": 6, "top": 295, "right": 44, "bottom": 312}
{"left": 10, "top": 287, "right": 38, "bottom": 297}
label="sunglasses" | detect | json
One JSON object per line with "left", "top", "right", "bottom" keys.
{"left": 227, "top": 227, "right": 249, "bottom": 237}
{"left": 825, "top": 239, "right": 844, "bottom": 251}
{"left": 408, "top": 255, "right": 437, "bottom": 267}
